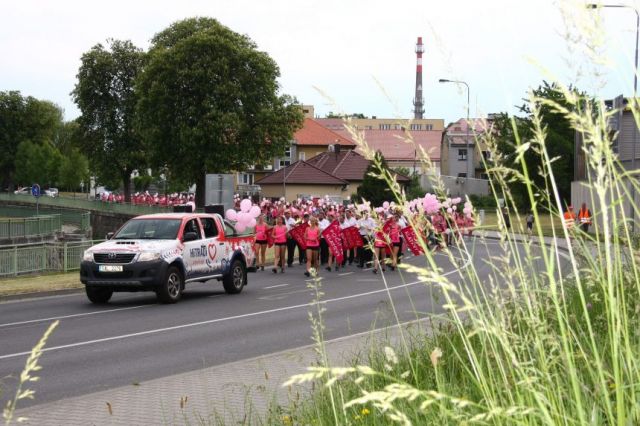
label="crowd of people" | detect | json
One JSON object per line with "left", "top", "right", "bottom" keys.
{"left": 98, "top": 191, "right": 195, "bottom": 206}
{"left": 228, "top": 195, "right": 475, "bottom": 277}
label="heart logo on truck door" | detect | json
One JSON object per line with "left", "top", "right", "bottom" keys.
{"left": 208, "top": 243, "right": 217, "bottom": 260}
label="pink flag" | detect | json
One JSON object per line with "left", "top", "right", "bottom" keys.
{"left": 401, "top": 226, "right": 424, "bottom": 256}
{"left": 322, "top": 221, "right": 344, "bottom": 264}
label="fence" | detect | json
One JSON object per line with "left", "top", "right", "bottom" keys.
{"left": 0, "top": 215, "right": 62, "bottom": 239}
{"left": 0, "top": 240, "right": 104, "bottom": 276}
{"left": 0, "top": 193, "right": 170, "bottom": 216}
{"left": 0, "top": 206, "right": 90, "bottom": 231}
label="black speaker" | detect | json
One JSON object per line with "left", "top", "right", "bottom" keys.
{"left": 204, "top": 204, "right": 225, "bottom": 216}
{"left": 173, "top": 204, "right": 193, "bottom": 213}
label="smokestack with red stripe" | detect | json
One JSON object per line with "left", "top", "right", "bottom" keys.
{"left": 413, "top": 37, "right": 425, "bottom": 119}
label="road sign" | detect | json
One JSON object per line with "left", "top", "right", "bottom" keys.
{"left": 31, "top": 184, "right": 40, "bottom": 197}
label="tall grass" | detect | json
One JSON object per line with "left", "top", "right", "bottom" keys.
{"left": 278, "top": 16, "right": 640, "bottom": 426}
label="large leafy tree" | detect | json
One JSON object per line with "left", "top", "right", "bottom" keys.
{"left": 72, "top": 39, "right": 146, "bottom": 202}
{"left": 492, "top": 81, "right": 583, "bottom": 207}
{"left": 0, "top": 91, "right": 63, "bottom": 189}
{"left": 137, "top": 17, "right": 304, "bottom": 206}
{"left": 355, "top": 151, "right": 393, "bottom": 206}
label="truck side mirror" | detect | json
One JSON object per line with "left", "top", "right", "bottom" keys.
{"left": 183, "top": 231, "right": 198, "bottom": 242}
{"left": 106, "top": 232, "right": 114, "bottom": 240}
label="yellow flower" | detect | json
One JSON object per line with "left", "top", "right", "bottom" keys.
{"left": 282, "top": 415, "right": 292, "bottom": 425}
{"left": 361, "top": 408, "right": 370, "bottom": 416}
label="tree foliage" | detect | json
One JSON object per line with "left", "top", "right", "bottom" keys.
{"left": 0, "top": 91, "right": 63, "bottom": 189}
{"left": 59, "top": 148, "right": 90, "bottom": 191}
{"left": 355, "top": 151, "right": 393, "bottom": 206}
{"left": 492, "top": 81, "right": 583, "bottom": 207}
{"left": 72, "top": 39, "right": 146, "bottom": 202}
{"left": 325, "top": 112, "right": 368, "bottom": 119}
{"left": 136, "top": 17, "right": 304, "bottom": 206}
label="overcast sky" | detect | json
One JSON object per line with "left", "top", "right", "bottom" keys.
{"left": 1, "top": 0, "right": 638, "bottom": 124}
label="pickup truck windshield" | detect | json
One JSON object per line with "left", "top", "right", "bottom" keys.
{"left": 113, "top": 219, "right": 182, "bottom": 240}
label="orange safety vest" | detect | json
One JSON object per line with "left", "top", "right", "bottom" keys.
{"left": 563, "top": 210, "right": 576, "bottom": 228}
{"left": 578, "top": 207, "right": 592, "bottom": 225}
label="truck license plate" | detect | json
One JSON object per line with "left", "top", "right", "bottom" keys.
{"left": 99, "top": 265, "right": 123, "bottom": 272}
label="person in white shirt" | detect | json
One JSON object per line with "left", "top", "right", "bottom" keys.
{"left": 357, "top": 211, "right": 375, "bottom": 268}
{"left": 284, "top": 210, "right": 299, "bottom": 267}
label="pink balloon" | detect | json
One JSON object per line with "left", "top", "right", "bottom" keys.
{"left": 225, "top": 209, "right": 238, "bottom": 221}
{"left": 240, "top": 199, "right": 252, "bottom": 213}
{"left": 383, "top": 201, "right": 390, "bottom": 209}
{"left": 248, "top": 218, "right": 257, "bottom": 228}
{"left": 249, "top": 205, "right": 261, "bottom": 218}
{"left": 235, "top": 223, "right": 247, "bottom": 233}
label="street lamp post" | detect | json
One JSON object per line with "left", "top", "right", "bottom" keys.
{"left": 439, "top": 79, "right": 472, "bottom": 179}
{"left": 587, "top": 3, "right": 638, "bottom": 229}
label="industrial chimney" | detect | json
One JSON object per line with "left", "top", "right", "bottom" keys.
{"left": 413, "top": 37, "right": 425, "bottom": 119}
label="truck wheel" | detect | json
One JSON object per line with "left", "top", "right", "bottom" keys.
{"left": 86, "top": 287, "right": 113, "bottom": 304}
{"left": 223, "top": 260, "right": 246, "bottom": 294}
{"left": 156, "top": 266, "right": 183, "bottom": 303}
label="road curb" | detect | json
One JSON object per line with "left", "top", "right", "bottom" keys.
{"left": 0, "top": 287, "right": 84, "bottom": 302}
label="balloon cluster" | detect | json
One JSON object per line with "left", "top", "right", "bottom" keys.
{"left": 225, "top": 198, "right": 261, "bottom": 233}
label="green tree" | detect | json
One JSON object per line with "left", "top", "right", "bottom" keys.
{"left": 0, "top": 91, "right": 63, "bottom": 189}
{"left": 325, "top": 112, "right": 368, "bottom": 119}
{"left": 59, "top": 148, "right": 89, "bottom": 192}
{"left": 395, "top": 167, "right": 423, "bottom": 200}
{"left": 355, "top": 151, "right": 393, "bottom": 206}
{"left": 72, "top": 39, "right": 146, "bottom": 202}
{"left": 492, "top": 81, "right": 584, "bottom": 207}
{"left": 13, "top": 140, "right": 62, "bottom": 187}
{"left": 136, "top": 17, "right": 304, "bottom": 207}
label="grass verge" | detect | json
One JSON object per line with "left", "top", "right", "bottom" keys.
{"left": 0, "top": 272, "right": 83, "bottom": 297}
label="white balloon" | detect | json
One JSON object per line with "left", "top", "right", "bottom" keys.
{"left": 248, "top": 218, "right": 257, "bottom": 228}
{"left": 225, "top": 209, "right": 237, "bottom": 221}
{"left": 249, "top": 205, "right": 261, "bottom": 218}
{"left": 240, "top": 199, "right": 252, "bottom": 213}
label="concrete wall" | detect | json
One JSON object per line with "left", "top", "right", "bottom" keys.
{"left": 571, "top": 178, "right": 640, "bottom": 233}
{"left": 421, "top": 175, "right": 489, "bottom": 197}
{"left": 91, "top": 211, "right": 135, "bottom": 240}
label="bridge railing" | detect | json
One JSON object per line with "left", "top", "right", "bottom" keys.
{"left": 0, "top": 215, "right": 62, "bottom": 239}
{"left": 0, "top": 240, "right": 104, "bottom": 277}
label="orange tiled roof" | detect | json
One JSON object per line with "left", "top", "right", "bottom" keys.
{"left": 294, "top": 118, "right": 355, "bottom": 146}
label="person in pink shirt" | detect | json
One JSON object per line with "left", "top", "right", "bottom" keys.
{"left": 254, "top": 215, "right": 270, "bottom": 271}
{"left": 388, "top": 215, "right": 401, "bottom": 271}
{"left": 304, "top": 216, "right": 320, "bottom": 277}
{"left": 272, "top": 216, "right": 288, "bottom": 274}
{"left": 373, "top": 218, "right": 388, "bottom": 274}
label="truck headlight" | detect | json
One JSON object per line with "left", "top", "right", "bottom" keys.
{"left": 138, "top": 252, "right": 161, "bottom": 262}
{"left": 83, "top": 251, "right": 93, "bottom": 262}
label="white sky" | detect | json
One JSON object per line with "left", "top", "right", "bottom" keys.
{"left": 1, "top": 0, "right": 638, "bottom": 125}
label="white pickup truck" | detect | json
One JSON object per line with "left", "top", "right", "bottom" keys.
{"left": 80, "top": 213, "right": 256, "bottom": 304}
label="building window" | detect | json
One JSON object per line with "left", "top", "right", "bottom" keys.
{"left": 365, "top": 125, "right": 373, "bottom": 130}
{"left": 454, "top": 126, "right": 462, "bottom": 131}
{"left": 284, "top": 147, "right": 291, "bottom": 158}
{"left": 410, "top": 124, "right": 422, "bottom": 130}
{"left": 458, "top": 149, "right": 467, "bottom": 161}
{"left": 426, "top": 124, "right": 433, "bottom": 130}
{"left": 379, "top": 124, "right": 391, "bottom": 130}
{"left": 298, "top": 152, "right": 305, "bottom": 161}
{"left": 482, "top": 151, "right": 491, "bottom": 161}
{"left": 279, "top": 159, "right": 291, "bottom": 169}
{"left": 457, "top": 173, "right": 467, "bottom": 178}
{"left": 480, "top": 173, "right": 489, "bottom": 180}
{"left": 238, "top": 173, "right": 254, "bottom": 185}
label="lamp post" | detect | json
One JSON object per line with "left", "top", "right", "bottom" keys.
{"left": 439, "top": 78, "right": 472, "bottom": 179}
{"left": 587, "top": 3, "right": 638, "bottom": 229}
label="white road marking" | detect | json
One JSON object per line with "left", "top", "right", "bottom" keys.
{"left": 263, "top": 284, "right": 289, "bottom": 290}
{"left": 0, "top": 257, "right": 471, "bottom": 361}
{"left": 338, "top": 272, "right": 353, "bottom": 276}
{"left": 0, "top": 305, "right": 150, "bottom": 329}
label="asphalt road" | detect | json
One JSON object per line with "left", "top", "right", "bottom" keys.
{"left": 0, "top": 238, "right": 570, "bottom": 409}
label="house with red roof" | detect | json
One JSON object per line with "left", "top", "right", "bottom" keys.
{"left": 441, "top": 118, "right": 492, "bottom": 179}
{"left": 255, "top": 149, "right": 409, "bottom": 201}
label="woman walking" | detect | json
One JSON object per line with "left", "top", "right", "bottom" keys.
{"left": 272, "top": 216, "right": 288, "bottom": 274}
{"left": 373, "top": 222, "right": 387, "bottom": 274}
{"left": 254, "top": 215, "right": 269, "bottom": 271}
{"left": 388, "top": 215, "right": 401, "bottom": 271}
{"left": 304, "top": 216, "right": 320, "bottom": 277}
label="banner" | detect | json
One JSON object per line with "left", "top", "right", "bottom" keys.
{"left": 401, "top": 226, "right": 423, "bottom": 256}
{"left": 382, "top": 219, "right": 393, "bottom": 255}
{"left": 289, "top": 223, "right": 308, "bottom": 250}
{"left": 322, "top": 221, "right": 344, "bottom": 264}
{"left": 341, "top": 226, "right": 363, "bottom": 249}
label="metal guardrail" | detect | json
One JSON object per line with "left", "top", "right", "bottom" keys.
{"left": 0, "top": 193, "right": 170, "bottom": 216}
{"left": 0, "top": 215, "right": 62, "bottom": 239}
{"left": 0, "top": 206, "right": 90, "bottom": 231}
{"left": 0, "top": 240, "right": 104, "bottom": 276}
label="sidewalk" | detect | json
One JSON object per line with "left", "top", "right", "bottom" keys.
{"left": 12, "top": 232, "right": 579, "bottom": 425}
